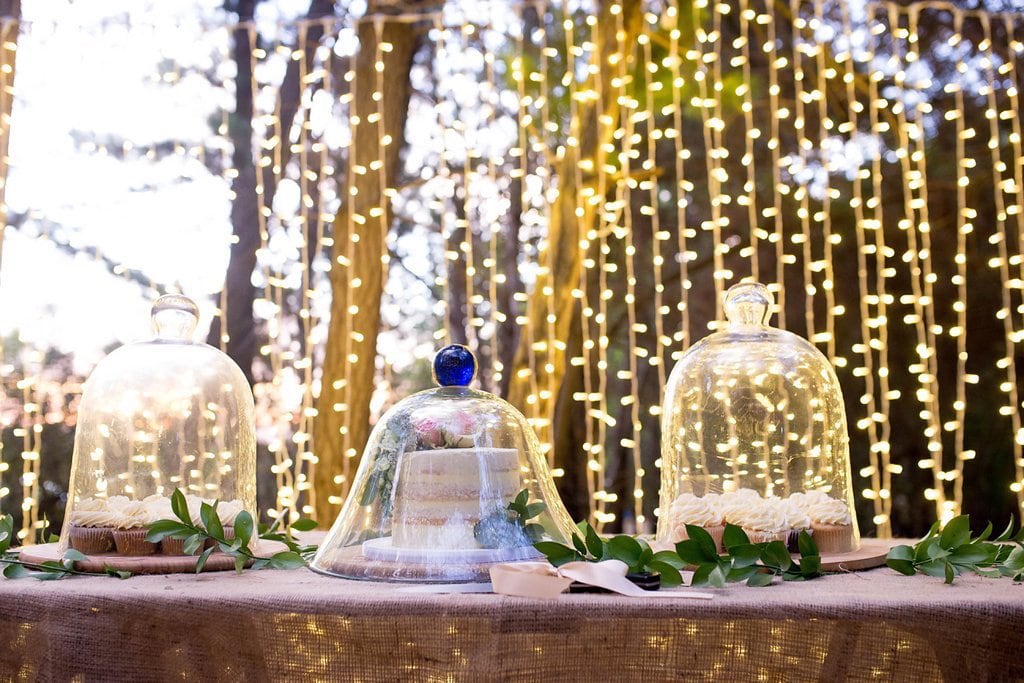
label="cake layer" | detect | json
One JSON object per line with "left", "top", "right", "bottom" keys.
{"left": 394, "top": 498, "right": 509, "bottom": 519}
{"left": 392, "top": 447, "right": 523, "bottom": 550}
{"left": 399, "top": 448, "right": 520, "bottom": 477}
{"left": 392, "top": 520, "right": 479, "bottom": 549}
{"left": 395, "top": 479, "right": 521, "bottom": 502}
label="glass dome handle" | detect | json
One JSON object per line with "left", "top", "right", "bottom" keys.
{"left": 723, "top": 282, "right": 774, "bottom": 327}
{"left": 433, "top": 344, "right": 476, "bottom": 386}
{"left": 151, "top": 294, "right": 200, "bottom": 341}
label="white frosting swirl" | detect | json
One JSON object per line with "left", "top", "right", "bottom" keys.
{"left": 732, "top": 500, "right": 788, "bottom": 533}
{"left": 719, "top": 490, "right": 764, "bottom": 525}
{"left": 786, "top": 492, "right": 809, "bottom": 511}
{"left": 668, "top": 494, "right": 723, "bottom": 528}
{"left": 143, "top": 496, "right": 175, "bottom": 524}
{"left": 776, "top": 499, "right": 811, "bottom": 530}
{"left": 69, "top": 498, "right": 119, "bottom": 528}
{"left": 106, "top": 495, "right": 131, "bottom": 511}
{"left": 185, "top": 495, "right": 206, "bottom": 524}
{"left": 75, "top": 497, "right": 106, "bottom": 512}
{"left": 807, "top": 496, "right": 852, "bottom": 525}
{"left": 114, "top": 501, "right": 149, "bottom": 529}
{"left": 215, "top": 499, "right": 245, "bottom": 526}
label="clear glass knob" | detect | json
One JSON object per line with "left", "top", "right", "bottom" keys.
{"left": 151, "top": 294, "right": 199, "bottom": 341}
{"left": 723, "top": 282, "right": 773, "bottom": 327}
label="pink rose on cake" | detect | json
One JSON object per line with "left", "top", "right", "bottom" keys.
{"left": 410, "top": 407, "right": 480, "bottom": 449}
{"left": 410, "top": 411, "right": 447, "bottom": 447}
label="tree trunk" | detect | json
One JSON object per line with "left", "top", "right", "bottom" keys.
{"left": 497, "top": 176, "right": 524, "bottom": 398}
{"left": 505, "top": 0, "right": 644, "bottom": 455}
{"left": 207, "top": 0, "right": 260, "bottom": 385}
{"left": 208, "top": 0, "right": 336, "bottom": 379}
{"left": 447, "top": 187, "right": 469, "bottom": 345}
{"left": 0, "top": 0, "right": 21, "bottom": 279}
{"left": 312, "top": 9, "right": 419, "bottom": 522}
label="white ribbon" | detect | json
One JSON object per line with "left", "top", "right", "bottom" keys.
{"left": 490, "top": 559, "right": 714, "bottom": 599}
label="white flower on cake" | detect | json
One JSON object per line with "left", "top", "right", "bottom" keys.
{"left": 806, "top": 496, "right": 852, "bottom": 525}
{"left": 410, "top": 406, "right": 482, "bottom": 449}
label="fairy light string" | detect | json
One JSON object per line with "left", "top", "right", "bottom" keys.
{"left": 2, "top": 2, "right": 1024, "bottom": 535}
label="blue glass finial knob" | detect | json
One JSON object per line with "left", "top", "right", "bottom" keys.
{"left": 433, "top": 344, "right": 476, "bottom": 387}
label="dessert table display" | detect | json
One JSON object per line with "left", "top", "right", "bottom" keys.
{"left": 659, "top": 282, "right": 860, "bottom": 555}
{"left": 311, "top": 345, "right": 578, "bottom": 582}
{"left": 1, "top": 563, "right": 1022, "bottom": 681}
{"left": 21, "top": 295, "right": 258, "bottom": 574}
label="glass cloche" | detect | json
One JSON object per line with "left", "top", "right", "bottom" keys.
{"left": 58, "top": 295, "right": 256, "bottom": 558}
{"left": 657, "top": 282, "right": 860, "bottom": 554}
{"left": 311, "top": 345, "right": 577, "bottom": 582}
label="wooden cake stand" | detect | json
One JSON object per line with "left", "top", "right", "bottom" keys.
{"left": 312, "top": 544, "right": 499, "bottom": 582}
{"left": 18, "top": 539, "right": 281, "bottom": 574}
{"left": 817, "top": 538, "right": 893, "bottom": 571}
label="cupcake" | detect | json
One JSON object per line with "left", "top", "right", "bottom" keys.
{"left": 67, "top": 497, "right": 117, "bottom": 554}
{"left": 732, "top": 500, "right": 788, "bottom": 545}
{"left": 106, "top": 495, "right": 131, "bottom": 511}
{"left": 205, "top": 499, "right": 244, "bottom": 551}
{"left": 112, "top": 501, "right": 157, "bottom": 555}
{"left": 720, "top": 489, "right": 762, "bottom": 530}
{"left": 806, "top": 496, "right": 855, "bottom": 553}
{"left": 143, "top": 495, "right": 196, "bottom": 555}
{"left": 184, "top": 494, "right": 206, "bottom": 524}
{"left": 666, "top": 493, "right": 725, "bottom": 550}
{"left": 779, "top": 496, "right": 813, "bottom": 552}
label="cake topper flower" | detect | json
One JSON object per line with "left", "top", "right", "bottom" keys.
{"left": 410, "top": 407, "right": 480, "bottom": 449}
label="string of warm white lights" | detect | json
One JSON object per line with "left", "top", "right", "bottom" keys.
{"left": 3, "top": 1, "right": 1024, "bottom": 541}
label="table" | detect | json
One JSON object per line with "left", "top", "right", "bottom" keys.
{"left": 1, "top": 565, "right": 1022, "bottom": 681}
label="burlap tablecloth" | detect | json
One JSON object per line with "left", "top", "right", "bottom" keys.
{"left": 1, "top": 564, "right": 1022, "bottom": 682}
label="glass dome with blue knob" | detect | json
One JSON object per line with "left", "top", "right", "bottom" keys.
{"left": 312, "top": 345, "right": 576, "bottom": 582}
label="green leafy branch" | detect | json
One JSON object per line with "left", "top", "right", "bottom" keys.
{"left": 677, "top": 524, "right": 822, "bottom": 588}
{"left": 256, "top": 515, "right": 319, "bottom": 563}
{"left": 534, "top": 520, "right": 686, "bottom": 588}
{"left": 0, "top": 514, "right": 131, "bottom": 580}
{"left": 886, "top": 515, "right": 1024, "bottom": 584}
{"left": 475, "top": 489, "right": 548, "bottom": 549}
{"left": 145, "top": 489, "right": 308, "bottom": 573}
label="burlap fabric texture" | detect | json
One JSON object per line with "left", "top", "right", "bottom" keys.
{"left": 1, "top": 565, "right": 1022, "bottom": 681}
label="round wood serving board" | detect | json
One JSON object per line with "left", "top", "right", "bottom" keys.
{"left": 18, "top": 540, "right": 280, "bottom": 575}
{"left": 311, "top": 543, "right": 495, "bottom": 583}
{"left": 817, "top": 538, "right": 893, "bottom": 571}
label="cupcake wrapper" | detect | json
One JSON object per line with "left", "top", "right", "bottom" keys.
{"left": 112, "top": 528, "right": 157, "bottom": 556}
{"left": 743, "top": 529, "right": 789, "bottom": 545}
{"left": 786, "top": 528, "right": 813, "bottom": 553}
{"left": 810, "top": 524, "right": 855, "bottom": 554}
{"left": 69, "top": 526, "right": 115, "bottom": 555}
{"left": 671, "top": 524, "right": 725, "bottom": 552}
{"left": 161, "top": 536, "right": 202, "bottom": 556}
